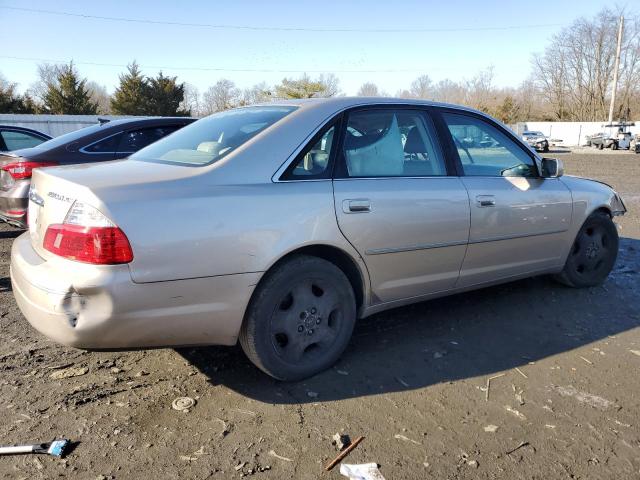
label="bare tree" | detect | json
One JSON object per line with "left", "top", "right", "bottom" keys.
{"left": 409, "top": 75, "right": 433, "bottom": 99}
{"left": 240, "top": 82, "right": 272, "bottom": 106}
{"left": 357, "top": 82, "right": 382, "bottom": 96}
{"left": 202, "top": 79, "right": 240, "bottom": 114}
{"left": 86, "top": 81, "right": 111, "bottom": 115}
{"left": 532, "top": 8, "right": 640, "bottom": 120}
{"left": 181, "top": 83, "right": 201, "bottom": 117}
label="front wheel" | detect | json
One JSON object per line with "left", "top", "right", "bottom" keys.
{"left": 239, "top": 255, "right": 356, "bottom": 381}
{"left": 554, "top": 212, "right": 619, "bottom": 288}
{"left": 611, "top": 142, "right": 618, "bottom": 150}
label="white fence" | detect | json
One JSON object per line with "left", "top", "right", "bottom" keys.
{"left": 0, "top": 114, "right": 140, "bottom": 137}
{"left": 512, "top": 121, "right": 640, "bottom": 146}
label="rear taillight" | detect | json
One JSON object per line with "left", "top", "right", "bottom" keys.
{"left": 0, "top": 161, "right": 58, "bottom": 180}
{"left": 43, "top": 201, "right": 133, "bottom": 264}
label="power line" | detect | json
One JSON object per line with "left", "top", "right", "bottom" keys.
{"left": 1, "top": 55, "right": 460, "bottom": 74}
{"left": 0, "top": 5, "right": 563, "bottom": 33}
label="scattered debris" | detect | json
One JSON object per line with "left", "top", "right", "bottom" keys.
{"left": 467, "top": 460, "right": 479, "bottom": 468}
{"left": 485, "top": 373, "right": 506, "bottom": 401}
{"left": 505, "top": 406, "right": 527, "bottom": 420}
{"left": 268, "top": 450, "right": 292, "bottom": 462}
{"left": 483, "top": 425, "right": 499, "bottom": 433}
{"left": 332, "top": 433, "right": 351, "bottom": 451}
{"left": 630, "top": 350, "right": 640, "bottom": 357}
{"left": 306, "top": 391, "right": 318, "bottom": 399}
{"left": 506, "top": 441, "right": 530, "bottom": 455}
{"left": 49, "top": 366, "right": 88, "bottom": 380}
{"left": 550, "top": 385, "right": 616, "bottom": 410}
{"left": 579, "top": 356, "right": 593, "bottom": 365}
{"left": 433, "top": 351, "right": 445, "bottom": 359}
{"left": 393, "top": 434, "right": 422, "bottom": 445}
{"left": 234, "top": 462, "right": 246, "bottom": 471}
{"left": 0, "top": 439, "right": 70, "bottom": 457}
{"left": 135, "top": 370, "right": 149, "bottom": 377}
{"left": 214, "top": 417, "right": 230, "bottom": 437}
{"left": 325, "top": 436, "right": 365, "bottom": 471}
{"left": 339, "top": 463, "right": 385, "bottom": 480}
{"left": 171, "top": 397, "right": 196, "bottom": 411}
{"left": 336, "top": 370, "right": 349, "bottom": 376}
{"left": 545, "top": 424, "right": 556, "bottom": 429}
{"left": 514, "top": 367, "right": 528, "bottom": 379}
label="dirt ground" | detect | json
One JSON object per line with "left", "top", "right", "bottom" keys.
{"left": 1, "top": 149, "right": 639, "bottom": 480}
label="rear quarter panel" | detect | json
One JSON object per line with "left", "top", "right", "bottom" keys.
{"left": 103, "top": 180, "right": 367, "bottom": 287}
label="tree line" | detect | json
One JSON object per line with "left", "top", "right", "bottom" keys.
{"left": 0, "top": 7, "right": 638, "bottom": 122}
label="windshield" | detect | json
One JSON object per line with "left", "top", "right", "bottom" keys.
{"left": 32, "top": 123, "right": 110, "bottom": 150}
{"left": 130, "top": 106, "right": 297, "bottom": 166}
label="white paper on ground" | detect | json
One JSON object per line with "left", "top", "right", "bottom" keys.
{"left": 339, "top": 463, "right": 386, "bottom": 480}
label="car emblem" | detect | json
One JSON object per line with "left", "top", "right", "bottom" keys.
{"left": 29, "top": 188, "right": 45, "bottom": 206}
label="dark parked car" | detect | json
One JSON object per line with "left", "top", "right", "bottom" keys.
{"left": 0, "top": 126, "right": 51, "bottom": 152}
{"left": 0, "top": 117, "right": 194, "bottom": 227}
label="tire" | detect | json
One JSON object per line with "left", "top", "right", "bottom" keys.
{"left": 239, "top": 255, "right": 356, "bottom": 381}
{"left": 611, "top": 142, "right": 618, "bottom": 150}
{"left": 554, "top": 211, "right": 619, "bottom": 288}
{"left": 543, "top": 143, "right": 549, "bottom": 153}
{"left": 598, "top": 143, "right": 604, "bottom": 150}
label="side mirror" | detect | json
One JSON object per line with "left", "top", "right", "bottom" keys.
{"left": 541, "top": 157, "right": 564, "bottom": 178}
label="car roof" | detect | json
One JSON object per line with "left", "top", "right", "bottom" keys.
{"left": 253, "top": 96, "right": 487, "bottom": 115}
{"left": 0, "top": 125, "right": 51, "bottom": 138}
{"left": 96, "top": 117, "right": 195, "bottom": 128}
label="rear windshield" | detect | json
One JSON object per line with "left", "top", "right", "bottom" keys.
{"left": 130, "top": 106, "right": 297, "bottom": 166}
{"left": 32, "top": 123, "right": 109, "bottom": 150}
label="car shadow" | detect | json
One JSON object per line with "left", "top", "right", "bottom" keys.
{"left": 0, "top": 277, "right": 11, "bottom": 293}
{"left": 0, "top": 228, "right": 23, "bottom": 240}
{"left": 178, "top": 237, "right": 640, "bottom": 404}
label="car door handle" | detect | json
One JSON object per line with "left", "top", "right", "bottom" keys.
{"left": 476, "top": 195, "right": 495, "bottom": 207}
{"left": 343, "top": 199, "right": 371, "bottom": 213}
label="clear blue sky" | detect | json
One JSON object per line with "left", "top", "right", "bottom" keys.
{"left": 0, "top": 0, "right": 621, "bottom": 96}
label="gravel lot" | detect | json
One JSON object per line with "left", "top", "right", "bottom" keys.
{"left": 1, "top": 150, "right": 639, "bottom": 479}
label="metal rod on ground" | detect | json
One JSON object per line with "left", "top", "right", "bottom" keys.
{"left": 608, "top": 15, "right": 624, "bottom": 125}
{"left": 324, "top": 436, "right": 365, "bottom": 471}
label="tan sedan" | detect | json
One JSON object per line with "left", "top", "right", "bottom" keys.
{"left": 11, "top": 98, "right": 626, "bottom": 380}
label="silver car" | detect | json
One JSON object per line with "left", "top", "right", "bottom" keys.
{"left": 10, "top": 98, "right": 627, "bottom": 380}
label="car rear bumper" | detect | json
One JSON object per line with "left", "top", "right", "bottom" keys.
{"left": 0, "top": 188, "right": 28, "bottom": 228}
{"left": 10, "top": 233, "right": 261, "bottom": 349}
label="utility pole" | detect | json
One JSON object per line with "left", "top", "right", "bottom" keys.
{"left": 608, "top": 15, "right": 624, "bottom": 125}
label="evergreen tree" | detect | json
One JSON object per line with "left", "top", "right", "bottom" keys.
{"left": 145, "top": 71, "right": 190, "bottom": 116}
{"left": 275, "top": 74, "right": 328, "bottom": 99}
{"left": 111, "top": 62, "right": 149, "bottom": 115}
{"left": 0, "top": 76, "right": 36, "bottom": 113}
{"left": 42, "top": 62, "right": 98, "bottom": 114}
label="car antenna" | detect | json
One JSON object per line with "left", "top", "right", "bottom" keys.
{"left": 98, "top": 118, "right": 111, "bottom": 125}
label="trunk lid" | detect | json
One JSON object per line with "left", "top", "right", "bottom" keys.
{"left": 28, "top": 159, "right": 204, "bottom": 260}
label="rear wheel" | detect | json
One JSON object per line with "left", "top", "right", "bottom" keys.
{"left": 555, "top": 211, "right": 618, "bottom": 288}
{"left": 611, "top": 141, "right": 618, "bottom": 150}
{"left": 239, "top": 255, "right": 356, "bottom": 381}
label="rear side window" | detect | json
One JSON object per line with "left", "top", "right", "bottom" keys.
{"left": 1, "top": 130, "right": 45, "bottom": 150}
{"left": 83, "top": 132, "right": 123, "bottom": 153}
{"left": 118, "top": 126, "right": 179, "bottom": 154}
{"left": 339, "top": 108, "right": 446, "bottom": 178}
{"left": 442, "top": 112, "right": 537, "bottom": 177}
{"left": 282, "top": 123, "right": 336, "bottom": 179}
{"left": 131, "top": 107, "right": 297, "bottom": 166}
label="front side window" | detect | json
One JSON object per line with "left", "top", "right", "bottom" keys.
{"left": 1, "top": 130, "right": 46, "bottom": 150}
{"left": 131, "top": 107, "right": 297, "bottom": 166}
{"left": 340, "top": 109, "right": 446, "bottom": 178}
{"left": 442, "top": 112, "right": 537, "bottom": 177}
